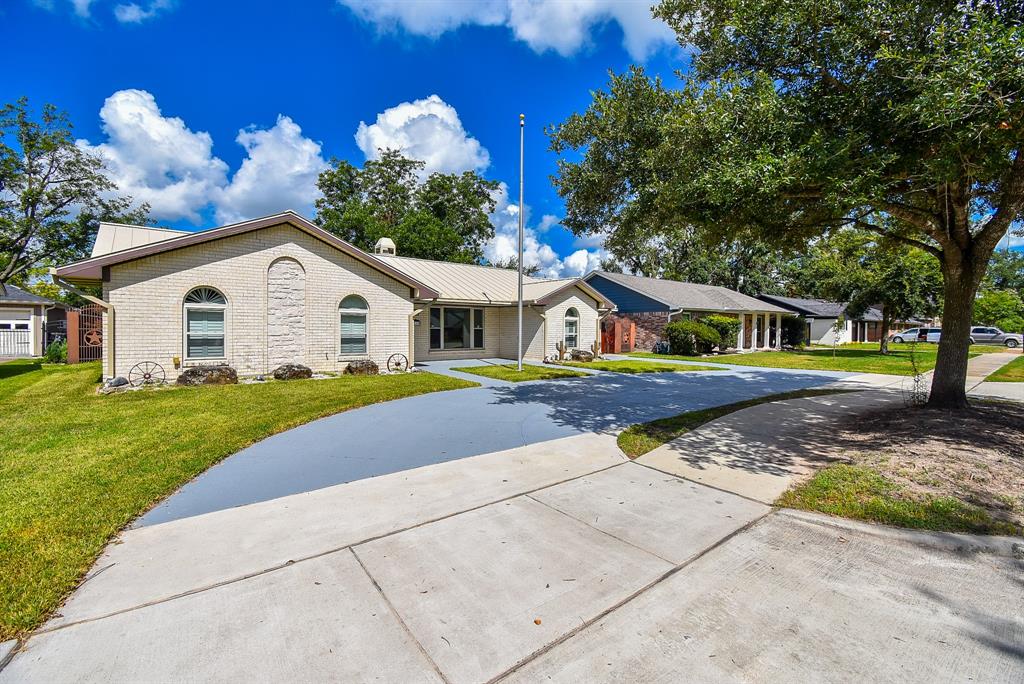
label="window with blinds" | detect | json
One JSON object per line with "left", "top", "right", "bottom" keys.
{"left": 340, "top": 296, "right": 368, "bottom": 355}
{"left": 184, "top": 287, "right": 227, "bottom": 359}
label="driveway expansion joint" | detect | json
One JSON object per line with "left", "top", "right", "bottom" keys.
{"left": 350, "top": 547, "right": 451, "bottom": 684}
{"left": 487, "top": 508, "right": 777, "bottom": 684}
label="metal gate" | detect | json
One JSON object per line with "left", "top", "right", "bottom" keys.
{"left": 0, "top": 330, "right": 31, "bottom": 356}
{"left": 67, "top": 305, "right": 104, "bottom": 363}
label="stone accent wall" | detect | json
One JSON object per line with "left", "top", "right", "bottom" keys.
{"left": 102, "top": 223, "right": 414, "bottom": 378}
{"left": 611, "top": 312, "right": 670, "bottom": 352}
{"left": 267, "top": 257, "right": 306, "bottom": 368}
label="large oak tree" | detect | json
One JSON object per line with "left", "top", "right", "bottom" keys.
{"left": 549, "top": 0, "right": 1024, "bottom": 408}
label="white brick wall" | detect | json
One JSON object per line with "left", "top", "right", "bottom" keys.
{"left": 102, "top": 224, "right": 414, "bottom": 378}
{"left": 539, "top": 289, "right": 600, "bottom": 358}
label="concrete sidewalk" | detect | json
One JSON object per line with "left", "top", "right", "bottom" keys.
{"left": 4, "top": 390, "right": 1021, "bottom": 682}
{"left": 966, "top": 351, "right": 1023, "bottom": 402}
{"left": 638, "top": 390, "right": 905, "bottom": 503}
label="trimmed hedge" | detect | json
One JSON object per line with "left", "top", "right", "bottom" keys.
{"left": 702, "top": 315, "right": 742, "bottom": 349}
{"left": 665, "top": 320, "right": 721, "bottom": 356}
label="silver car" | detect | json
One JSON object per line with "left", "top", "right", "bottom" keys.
{"left": 890, "top": 327, "right": 941, "bottom": 344}
{"left": 969, "top": 326, "right": 1022, "bottom": 348}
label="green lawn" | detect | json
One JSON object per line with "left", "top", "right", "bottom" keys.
{"left": 0, "top": 360, "right": 476, "bottom": 640}
{"left": 617, "top": 388, "right": 851, "bottom": 458}
{"left": 558, "top": 360, "right": 722, "bottom": 374}
{"left": 450, "top": 363, "right": 588, "bottom": 382}
{"left": 986, "top": 354, "right": 1024, "bottom": 382}
{"left": 777, "top": 464, "right": 1019, "bottom": 536}
{"left": 629, "top": 342, "right": 1001, "bottom": 376}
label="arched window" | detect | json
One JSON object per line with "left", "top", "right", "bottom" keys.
{"left": 183, "top": 287, "right": 226, "bottom": 359}
{"left": 340, "top": 295, "right": 369, "bottom": 355}
{"left": 564, "top": 307, "right": 580, "bottom": 349}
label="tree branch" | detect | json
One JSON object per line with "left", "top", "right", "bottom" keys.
{"left": 851, "top": 219, "right": 944, "bottom": 258}
{"left": 977, "top": 147, "right": 1024, "bottom": 252}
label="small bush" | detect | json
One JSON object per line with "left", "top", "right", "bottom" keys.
{"left": 702, "top": 315, "right": 741, "bottom": 349}
{"left": 665, "top": 320, "right": 721, "bottom": 356}
{"left": 44, "top": 338, "right": 67, "bottom": 364}
{"left": 781, "top": 316, "right": 806, "bottom": 348}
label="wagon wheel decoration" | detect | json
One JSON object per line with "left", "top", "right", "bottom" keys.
{"left": 128, "top": 361, "right": 166, "bottom": 387}
{"left": 83, "top": 328, "right": 103, "bottom": 347}
{"left": 386, "top": 353, "right": 409, "bottom": 373}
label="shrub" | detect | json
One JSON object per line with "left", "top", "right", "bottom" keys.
{"left": 44, "top": 338, "right": 67, "bottom": 364}
{"left": 665, "top": 320, "right": 721, "bottom": 356}
{"left": 781, "top": 316, "right": 806, "bottom": 348}
{"left": 702, "top": 315, "right": 741, "bottom": 349}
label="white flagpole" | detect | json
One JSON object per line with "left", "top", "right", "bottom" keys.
{"left": 517, "top": 113, "right": 525, "bottom": 372}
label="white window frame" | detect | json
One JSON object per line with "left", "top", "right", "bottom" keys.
{"left": 429, "top": 306, "right": 485, "bottom": 351}
{"left": 183, "top": 287, "right": 227, "bottom": 362}
{"left": 339, "top": 295, "right": 370, "bottom": 358}
{"left": 564, "top": 307, "right": 580, "bottom": 350}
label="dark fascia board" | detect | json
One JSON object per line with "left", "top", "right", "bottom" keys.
{"left": 53, "top": 211, "right": 440, "bottom": 300}
{"left": 534, "top": 278, "right": 616, "bottom": 310}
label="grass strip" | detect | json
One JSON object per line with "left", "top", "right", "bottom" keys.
{"left": 617, "top": 388, "right": 850, "bottom": 458}
{"left": 986, "top": 354, "right": 1024, "bottom": 382}
{"left": 0, "top": 359, "right": 476, "bottom": 639}
{"left": 558, "top": 360, "right": 722, "bottom": 374}
{"left": 777, "top": 464, "right": 1020, "bottom": 536}
{"left": 450, "top": 363, "right": 587, "bottom": 382}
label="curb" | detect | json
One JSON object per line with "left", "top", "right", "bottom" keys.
{"left": 778, "top": 509, "right": 1024, "bottom": 559}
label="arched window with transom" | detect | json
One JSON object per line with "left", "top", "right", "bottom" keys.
{"left": 339, "top": 295, "right": 369, "bottom": 355}
{"left": 183, "top": 287, "right": 227, "bottom": 359}
{"left": 564, "top": 307, "right": 580, "bottom": 349}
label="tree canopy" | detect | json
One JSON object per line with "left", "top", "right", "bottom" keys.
{"left": 0, "top": 98, "right": 144, "bottom": 292}
{"left": 314, "top": 149, "right": 500, "bottom": 263}
{"left": 549, "top": 0, "right": 1024, "bottom": 407}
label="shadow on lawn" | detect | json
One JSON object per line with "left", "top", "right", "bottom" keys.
{"left": 0, "top": 359, "right": 42, "bottom": 380}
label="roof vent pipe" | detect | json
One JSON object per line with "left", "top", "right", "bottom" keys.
{"left": 374, "top": 237, "right": 396, "bottom": 256}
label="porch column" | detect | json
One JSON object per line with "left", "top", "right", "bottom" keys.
{"left": 736, "top": 313, "right": 745, "bottom": 350}
{"left": 775, "top": 313, "right": 782, "bottom": 349}
{"left": 752, "top": 314, "right": 760, "bottom": 349}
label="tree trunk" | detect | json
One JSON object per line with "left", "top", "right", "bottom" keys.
{"left": 927, "top": 255, "right": 981, "bottom": 409}
{"left": 878, "top": 308, "right": 890, "bottom": 355}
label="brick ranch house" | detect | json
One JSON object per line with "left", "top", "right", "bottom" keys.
{"left": 51, "top": 211, "right": 613, "bottom": 379}
{"left": 583, "top": 271, "right": 791, "bottom": 352}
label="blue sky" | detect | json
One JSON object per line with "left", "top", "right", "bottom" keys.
{"left": 2, "top": 0, "right": 687, "bottom": 276}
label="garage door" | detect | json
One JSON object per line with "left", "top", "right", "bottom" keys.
{"left": 0, "top": 309, "right": 32, "bottom": 356}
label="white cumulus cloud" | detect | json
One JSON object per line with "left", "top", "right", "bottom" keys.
{"left": 78, "top": 89, "right": 229, "bottom": 222}
{"left": 355, "top": 95, "right": 489, "bottom": 176}
{"left": 215, "top": 116, "right": 329, "bottom": 224}
{"left": 80, "top": 89, "right": 327, "bottom": 224}
{"left": 337, "top": 0, "right": 675, "bottom": 60}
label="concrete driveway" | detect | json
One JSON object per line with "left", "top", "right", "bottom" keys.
{"left": 137, "top": 360, "right": 850, "bottom": 526}
{"left": 4, "top": 425, "right": 1020, "bottom": 682}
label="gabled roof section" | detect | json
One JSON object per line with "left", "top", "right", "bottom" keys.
{"left": 585, "top": 271, "right": 789, "bottom": 314}
{"left": 91, "top": 222, "right": 190, "bottom": 258}
{"left": 0, "top": 283, "right": 55, "bottom": 305}
{"left": 53, "top": 211, "right": 439, "bottom": 299}
{"left": 377, "top": 255, "right": 613, "bottom": 308}
{"left": 757, "top": 295, "right": 846, "bottom": 318}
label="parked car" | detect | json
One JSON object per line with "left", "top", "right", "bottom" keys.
{"left": 890, "top": 327, "right": 941, "bottom": 343}
{"left": 969, "top": 326, "right": 1022, "bottom": 348}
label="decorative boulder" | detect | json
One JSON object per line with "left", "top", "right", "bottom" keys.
{"left": 98, "top": 376, "right": 130, "bottom": 395}
{"left": 569, "top": 349, "right": 595, "bottom": 363}
{"left": 344, "top": 359, "right": 379, "bottom": 376}
{"left": 176, "top": 365, "right": 238, "bottom": 386}
{"left": 272, "top": 363, "right": 312, "bottom": 381}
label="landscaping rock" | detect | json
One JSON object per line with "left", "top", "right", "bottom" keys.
{"left": 176, "top": 365, "right": 238, "bottom": 386}
{"left": 569, "top": 349, "right": 595, "bottom": 363}
{"left": 344, "top": 359, "right": 379, "bottom": 376}
{"left": 272, "top": 363, "right": 312, "bottom": 381}
{"left": 97, "top": 376, "right": 131, "bottom": 395}
{"left": 106, "top": 376, "right": 129, "bottom": 388}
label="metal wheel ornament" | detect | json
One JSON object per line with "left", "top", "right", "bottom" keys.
{"left": 386, "top": 353, "right": 409, "bottom": 373}
{"left": 128, "top": 361, "right": 166, "bottom": 387}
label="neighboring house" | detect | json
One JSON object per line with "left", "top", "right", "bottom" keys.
{"left": 0, "top": 284, "right": 60, "bottom": 357}
{"left": 583, "top": 271, "right": 791, "bottom": 351}
{"left": 51, "top": 211, "right": 613, "bottom": 379}
{"left": 756, "top": 295, "right": 904, "bottom": 345}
